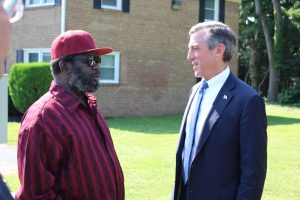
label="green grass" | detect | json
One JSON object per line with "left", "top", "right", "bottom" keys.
{"left": 7, "top": 122, "right": 19, "bottom": 145}
{"left": 262, "top": 105, "right": 300, "bottom": 200}
{"left": 2, "top": 104, "right": 300, "bottom": 199}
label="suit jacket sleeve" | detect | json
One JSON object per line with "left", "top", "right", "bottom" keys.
{"left": 236, "top": 95, "right": 267, "bottom": 199}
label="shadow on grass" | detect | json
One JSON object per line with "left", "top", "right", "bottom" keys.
{"left": 107, "top": 114, "right": 300, "bottom": 134}
{"left": 106, "top": 114, "right": 182, "bottom": 134}
{"left": 8, "top": 115, "right": 22, "bottom": 123}
{"left": 268, "top": 115, "right": 300, "bottom": 126}
{"left": 10, "top": 113, "right": 300, "bottom": 134}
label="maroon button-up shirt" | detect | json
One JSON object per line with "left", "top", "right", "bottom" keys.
{"left": 16, "top": 81, "right": 124, "bottom": 200}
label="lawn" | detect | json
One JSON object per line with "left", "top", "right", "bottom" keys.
{"left": 2, "top": 104, "right": 300, "bottom": 199}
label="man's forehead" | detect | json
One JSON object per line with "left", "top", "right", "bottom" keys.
{"left": 188, "top": 30, "right": 207, "bottom": 47}
{"left": 191, "top": 30, "right": 207, "bottom": 39}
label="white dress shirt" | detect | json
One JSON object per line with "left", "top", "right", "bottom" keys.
{"left": 190, "top": 67, "right": 230, "bottom": 159}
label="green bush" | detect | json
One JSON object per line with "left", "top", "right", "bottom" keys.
{"left": 8, "top": 88, "right": 21, "bottom": 116}
{"left": 8, "top": 63, "right": 53, "bottom": 114}
{"left": 278, "top": 77, "right": 300, "bottom": 104}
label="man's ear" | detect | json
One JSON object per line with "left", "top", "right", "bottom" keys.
{"left": 59, "top": 60, "right": 71, "bottom": 74}
{"left": 216, "top": 43, "right": 225, "bottom": 56}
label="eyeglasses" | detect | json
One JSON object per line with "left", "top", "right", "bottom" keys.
{"left": 61, "top": 55, "right": 101, "bottom": 69}
{"left": 1, "top": 0, "right": 24, "bottom": 23}
{"left": 73, "top": 55, "right": 101, "bottom": 69}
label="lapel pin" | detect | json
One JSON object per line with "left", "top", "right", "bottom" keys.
{"left": 223, "top": 95, "right": 227, "bottom": 100}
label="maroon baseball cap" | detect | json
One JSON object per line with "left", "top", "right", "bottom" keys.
{"left": 50, "top": 30, "right": 113, "bottom": 61}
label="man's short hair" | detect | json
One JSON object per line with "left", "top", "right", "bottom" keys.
{"left": 189, "top": 21, "right": 237, "bottom": 62}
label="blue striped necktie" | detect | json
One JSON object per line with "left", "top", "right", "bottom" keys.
{"left": 182, "top": 80, "right": 208, "bottom": 184}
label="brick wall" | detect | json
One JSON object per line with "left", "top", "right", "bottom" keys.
{"left": 7, "top": 0, "right": 240, "bottom": 117}
{"left": 65, "top": 0, "right": 200, "bottom": 116}
{"left": 8, "top": 5, "right": 61, "bottom": 71}
{"left": 225, "top": 1, "right": 240, "bottom": 74}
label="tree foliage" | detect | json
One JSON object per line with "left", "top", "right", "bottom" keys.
{"left": 239, "top": 0, "right": 300, "bottom": 104}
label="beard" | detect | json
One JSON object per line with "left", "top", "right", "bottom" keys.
{"left": 68, "top": 68, "right": 100, "bottom": 94}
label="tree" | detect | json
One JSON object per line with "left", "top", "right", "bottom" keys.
{"left": 239, "top": 0, "right": 270, "bottom": 96}
{"left": 277, "top": 0, "right": 300, "bottom": 103}
{"left": 254, "top": 0, "right": 280, "bottom": 102}
{"left": 239, "top": 0, "right": 300, "bottom": 104}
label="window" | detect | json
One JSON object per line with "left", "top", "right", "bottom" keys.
{"left": 100, "top": 52, "right": 120, "bottom": 84}
{"left": 94, "top": 0, "right": 129, "bottom": 13}
{"left": 204, "top": 0, "right": 219, "bottom": 21}
{"left": 101, "top": 0, "right": 122, "bottom": 10}
{"left": 25, "top": 0, "right": 55, "bottom": 7}
{"left": 23, "top": 49, "right": 51, "bottom": 63}
{"left": 171, "top": 0, "right": 182, "bottom": 10}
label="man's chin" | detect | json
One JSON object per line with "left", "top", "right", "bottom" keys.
{"left": 88, "top": 84, "right": 100, "bottom": 93}
{"left": 194, "top": 72, "right": 201, "bottom": 78}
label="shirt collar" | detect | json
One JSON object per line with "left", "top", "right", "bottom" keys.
{"left": 206, "top": 66, "right": 230, "bottom": 89}
{"left": 49, "top": 81, "right": 97, "bottom": 112}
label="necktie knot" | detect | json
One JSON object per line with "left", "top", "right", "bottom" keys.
{"left": 200, "top": 81, "right": 208, "bottom": 93}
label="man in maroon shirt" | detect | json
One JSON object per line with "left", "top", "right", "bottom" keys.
{"left": 16, "top": 30, "right": 124, "bottom": 200}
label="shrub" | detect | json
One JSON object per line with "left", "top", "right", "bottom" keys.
{"left": 278, "top": 77, "right": 300, "bottom": 104}
{"left": 8, "top": 88, "right": 21, "bottom": 116}
{"left": 8, "top": 63, "right": 53, "bottom": 114}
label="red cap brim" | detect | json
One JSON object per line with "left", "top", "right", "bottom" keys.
{"left": 85, "top": 47, "right": 113, "bottom": 56}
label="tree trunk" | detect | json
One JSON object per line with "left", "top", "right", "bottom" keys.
{"left": 254, "top": 0, "right": 279, "bottom": 102}
{"left": 272, "top": 0, "right": 282, "bottom": 98}
{"left": 248, "top": 32, "right": 260, "bottom": 91}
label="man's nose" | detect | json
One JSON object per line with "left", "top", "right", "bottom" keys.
{"left": 187, "top": 50, "right": 193, "bottom": 61}
{"left": 92, "top": 62, "right": 100, "bottom": 71}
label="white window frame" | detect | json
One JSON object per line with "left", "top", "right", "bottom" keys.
{"left": 204, "top": 0, "right": 219, "bottom": 21}
{"left": 25, "top": 0, "right": 55, "bottom": 8}
{"left": 100, "top": 51, "right": 120, "bottom": 84}
{"left": 23, "top": 48, "right": 51, "bottom": 63}
{"left": 101, "top": 0, "right": 122, "bottom": 11}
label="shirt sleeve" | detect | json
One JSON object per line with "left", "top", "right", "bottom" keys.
{"left": 16, "top": 124, "right": 62, "bottom": 200}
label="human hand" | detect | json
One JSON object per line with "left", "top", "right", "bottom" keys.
{"left": 3, "top": 0, "right": 24, "bottom": 23}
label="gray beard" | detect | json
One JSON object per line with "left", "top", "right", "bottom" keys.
{"left": 68, "top": 70, "right": 100, "bottom": 95}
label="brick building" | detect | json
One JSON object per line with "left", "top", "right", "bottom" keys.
{"left": 7, "top": 0, "right": 240, "bottom": 116}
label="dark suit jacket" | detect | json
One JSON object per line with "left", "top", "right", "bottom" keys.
{"left": 172, "top": 72, "right": 267, "bottom": 200}
{"left": 0, "top": 175, "right": 14, "bottom": 200}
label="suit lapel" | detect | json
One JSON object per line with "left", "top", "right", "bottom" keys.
{"left": 195, "top": 73, "right": 236, "bottom": 155}
{"left": 181, "top": 83, "right": 201, "bottom": 129}
{"left": 176, "top": 82, "right": 202, "bottom": 159}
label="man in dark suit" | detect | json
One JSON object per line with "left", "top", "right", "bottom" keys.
{"left": 172, "top": 21, "right": 267, "bottom": 200}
